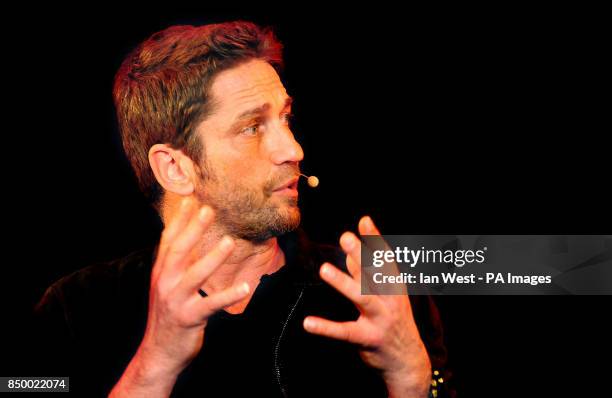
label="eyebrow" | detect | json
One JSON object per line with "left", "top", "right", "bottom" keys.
{"left": 235, "top": 97, "right": 293, "bottom": 121}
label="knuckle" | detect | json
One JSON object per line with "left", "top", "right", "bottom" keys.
{"left": 344, "top": 327, "right": 354, "bottom": 342}
{"left": 380, "top": 316, "right": 393, "bottom": 331}
{"left": 175, "top": 308, "right": 193, "bottom": 327}
{"left": 368, "top": 330, "right": 385, "bottom": 347}
{"left": 155, "top": 277, "right": 173, "bottom": 295}
{"left": 160, "top": 229, "right": 174, "bottom": 246}
{"left": 151, "top": 280, "right": 165, "bottom": 297}
{"left": 158, "top": 294, "right": 174, "bottom": 312}
{"left": 360, "top": 295, "right": 374, "bottom": 308}
{"left": 166, "top": 241, "right": 185, "bottom": 257}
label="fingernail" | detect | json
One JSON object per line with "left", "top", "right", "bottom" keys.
{"left": 320, "top": 263, "right": 333, "bottom": 278}
{"left": 181, "top": 198, "right": 191, "bottom": 211}
{"left": 363, "top": 216, "right": 374, "bottom": 230}
{"left": 341, "top": 233, "right": 355, "bottom": 249}
{"left": 198, "top": 207, "right": 211, "bottom": 222}
{"left": 304, "top": 317, "right": 315, "bottom": 330}
{"left": 220, "top": 236, "right": 234, "bottom": 250}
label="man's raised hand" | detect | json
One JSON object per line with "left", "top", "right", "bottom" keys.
{"left": 110, "top": 198, "right": 249, "bottom": 397}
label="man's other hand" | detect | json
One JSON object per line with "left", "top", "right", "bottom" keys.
{"left": 303, "top": 216, "right": 432, "bottom": 398}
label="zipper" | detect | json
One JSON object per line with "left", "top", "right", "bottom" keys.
{"left": 274, "top": 287, "right": 305, "bottom": 397}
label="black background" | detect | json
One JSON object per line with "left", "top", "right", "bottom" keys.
{"left": 3, "top": 5, "right": 610, "bottom": 397}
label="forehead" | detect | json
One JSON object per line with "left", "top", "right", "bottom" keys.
{"left": 210, "top": 59, "right": 288, "bottom": 113}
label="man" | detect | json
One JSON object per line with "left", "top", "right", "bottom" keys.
{"left": 35, "top": 21, "right": 453, "bottom": 397}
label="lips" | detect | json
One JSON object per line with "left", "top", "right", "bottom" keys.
{"left": 273, "top": 176, "right": 299, "bottom": 192}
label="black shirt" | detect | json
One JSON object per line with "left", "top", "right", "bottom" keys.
{"left": 33, "top": 230, "right": 454, "bottom": 397}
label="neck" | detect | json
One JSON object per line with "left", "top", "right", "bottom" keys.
{"left": 161, "top": 196, "right": 286, "bottom": 314}
{"left": 197, "top": 231, "right": 285, "bottom": 294}
{"left": 197, "top": 231, "right": 285, "bottom": 314}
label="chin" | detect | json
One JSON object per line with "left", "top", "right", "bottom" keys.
{"left": 278, "top": 205, "right": 301, "bottom": 231}
{"left": 238, "top": 205, "right": 301, "bottom": 243}
{"left": 267, "top": 205, "right": 301, "bottom": 238}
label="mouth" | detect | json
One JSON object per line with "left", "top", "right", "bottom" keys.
{"left": 272, "top": 177, "right": 299, "bottom": 196}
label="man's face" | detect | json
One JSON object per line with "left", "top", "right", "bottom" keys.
{"left": 193, "top": 59, "right": 304, "bottom": 242}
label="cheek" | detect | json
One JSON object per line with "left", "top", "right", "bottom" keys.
{"left": 216, "top": 157, "right": 269, "bottom": 190}
{"left": 206, "top": 138, "right": 270, "bottom": 187}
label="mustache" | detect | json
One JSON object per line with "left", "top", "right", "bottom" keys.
{"left": 263, "top": 165, "right": 301, "bottom": 194}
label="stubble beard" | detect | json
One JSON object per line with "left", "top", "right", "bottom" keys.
{"left": 194, "top": 162, "right": 301, "bottom": 243}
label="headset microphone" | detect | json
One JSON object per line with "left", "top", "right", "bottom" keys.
{"left": 299, "top": 173, "right": 319, "bottom": 188}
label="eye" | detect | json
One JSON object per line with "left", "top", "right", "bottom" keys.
{"left": 241, "top": 124, "right": 260, "bottom": 136}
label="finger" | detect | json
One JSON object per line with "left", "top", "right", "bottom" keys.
{"left": 162, "top": 206, "right": 214, "bottom": 277}
{"left": 358, "top": 215, "right": 381, "bottom": 236}
{"left": 153, "top": 199, "right": 196, "bottom": 280}
{"left": 355, "top": 216, "right": 391, "bottom": 272}
{"left": 357, "top": 216, "right": 402, "bottom": 281}
{"left": 155, "top": 198, "right": 197, "bottom": 273}
{"left": 175, "top": 236, "right": 235, "bottom": 296}
{"left": 186, "top": 282, "right": 251, "bottom": 322}
{"left": 346, "top": 255, "right": 361, "bottom": 280}
{"left": 340, "top": 232, "right": 362, "bottom": 278}
{"left": 320, "top": 263, "right": 383, "bottom": 315}
{"left": 303, "top": 316, "right": 365, "bottom": 345}
{"left": 159, "top": 197, "right": 196, "bottom": 248}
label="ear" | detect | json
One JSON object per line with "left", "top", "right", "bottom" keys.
{"left": 148, "top": 143, "right": 195, "bottom": 196}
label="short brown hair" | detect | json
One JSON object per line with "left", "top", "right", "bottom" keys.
{"left": 113, "top": 21, "right": 284, "bottom": 207}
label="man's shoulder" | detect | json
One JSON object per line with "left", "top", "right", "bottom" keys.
{"left": 36, "top": 247, "right": 155, "bottom": 315}
{"left": 57, "top": 247, "right": 153, "bottom": 291}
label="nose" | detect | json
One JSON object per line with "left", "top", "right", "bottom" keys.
{"left": 269, "top": 128, "right": 304, "bottom": 165}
